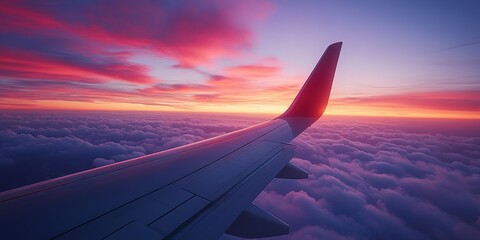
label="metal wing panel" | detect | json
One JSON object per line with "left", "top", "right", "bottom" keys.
{"left": 180, "top": 140, "right": 288, "bottom": 200}
{"left": 172, "top": 144, "right": 297, "bottom": 239}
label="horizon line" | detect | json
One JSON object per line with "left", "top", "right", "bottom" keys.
{"left": 1, "top": 108, "right": 479, "bottom": 120}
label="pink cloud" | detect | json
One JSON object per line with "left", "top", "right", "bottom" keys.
{"left": 1, "top": 1, "right": 274, "bottom": 68}
{"left": 0, "top": 0, "right": 276, "bottom": 98}
{"left": 0, "top": 1, "right": 282, "bottom": 110}
{"left": 0, "top": 47, "right": 155, "bottom": 84}
{"left": 225, "top": 58, "right": 281, "bottom": 78}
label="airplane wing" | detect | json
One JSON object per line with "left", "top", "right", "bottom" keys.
{"left": 0, "top": 42, "right": 342, "bottom": 240}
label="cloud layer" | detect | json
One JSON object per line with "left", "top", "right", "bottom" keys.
{"left": 250, "top": 116, "right": 480, "bottom": 240}
{"left": 0, "top": 111, "right": 479, "bottom": 239}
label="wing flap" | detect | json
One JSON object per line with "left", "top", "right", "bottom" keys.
{"left": 276, "top": 163, "right": 309, "bottom": 179}
{"left": 225, "top": 204, "right": 289, "bottom": 238}
{"left": 149, "top": 196, "right": 209, "bottom": 237}
{"left": 55, "top": 188, "right": 194, "bottom": 239}
{"left": 104, "top": 221, "right": 161, "bottom": 240}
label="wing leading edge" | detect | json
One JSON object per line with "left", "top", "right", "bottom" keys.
{"left": 0, "top": 42, "right": 342, "bottom": 239}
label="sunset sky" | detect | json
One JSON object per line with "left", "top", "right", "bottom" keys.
{"left": 1, "top": 2, "right": 480, "bottom": 238}
{"left": 1, "top": 0, "right": 479, "bottom": 118}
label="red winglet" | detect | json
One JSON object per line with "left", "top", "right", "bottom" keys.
{"left": 279, "top": 42, "right": 342, "bottom": 119}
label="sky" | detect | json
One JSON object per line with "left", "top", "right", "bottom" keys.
{"left": 1, "top": 2, "right": 480, "bottom": 239}
{"left": 1, "top": 111, "right": 479, "bottom": 239}
{"left": 0, "top": 0, "right": 479, "bottom": 118}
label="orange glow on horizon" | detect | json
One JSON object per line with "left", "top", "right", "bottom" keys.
{"left": 325, "top": 104, "right": 480, "bottom": 120}
{"left": 1, "top": 98, "right": 479, "bottom": 120}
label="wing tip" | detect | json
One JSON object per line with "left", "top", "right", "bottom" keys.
{"left": 279, "top": 42, "right": 342, "bottom": 119}
{"left": 331, "top": 41, "right": 343, "bottom": 47}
